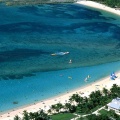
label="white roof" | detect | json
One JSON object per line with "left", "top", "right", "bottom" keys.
{"left": 108, "top": 97, "right": 120, "bottom": 110}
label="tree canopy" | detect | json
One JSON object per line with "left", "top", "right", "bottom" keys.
{"left": 92, "top": 0, "right": 120, "bottom": 7}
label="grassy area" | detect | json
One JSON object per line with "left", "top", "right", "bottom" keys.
{"left": 99, "top": 109, "right": 117, "bottom": 117}
{"left": 99, "top": 109, "right": 108, "bottom": 115}
{"left": 77, "top": 118, "right": 88, "bottom": 120}
{"left": 90, "top": 105, "right": 103, "bottom": 112}
{"left": 76, "top": 98, "right": 113, "bottom": 115}
{"left": 99, "top": 109, "right": 120, "bottom": 119}
{"left": 106, "top": 98, "right": 113, "bottom": 103}
{"left": 76, "top": 105, "right": 103, "bottom": 115}
{"left": 50, "top": 113, "right": 76, "bottom": 120}
{"left": 81, "top": 98, "right": 113, "bottom": 114}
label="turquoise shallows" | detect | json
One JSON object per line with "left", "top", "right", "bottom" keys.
{"left": 0, "top": 3, "right": 120, "bottom": 112}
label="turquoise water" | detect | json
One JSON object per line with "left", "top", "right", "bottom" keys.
{"left": 0, "top": 3, "right": 120, "bottom": 112}
{"left": 1, "top": 61, "right": 120, "bottom": 112}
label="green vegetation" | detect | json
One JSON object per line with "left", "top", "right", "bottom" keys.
{"left": 0, "top": 0, "right": 76, "bottom": 6}
{"left": 51, "top": 113, "right": 76, "bottom": 120}
{"left": 99, "top": 109, "right": 120, "bottom": 118}
{"left": 78, "top": 109, "right": 120, "bottom": 120}
{"left": 99, "top": 109, "right": 109, "bottom": 115}
{"left": 78, "top": 114, "right": 110, "bottom": 120}
{"left": 14, "top": 84, "right": 120, "bottom": 119}
{"left": 0, "top": 0, "right": 120, "bottom": 7}
{"left": 92, "top": 0, "right": 120, "bottom": 7}
{"left": 14, "top": 110, "right": 50, "bottom": 120}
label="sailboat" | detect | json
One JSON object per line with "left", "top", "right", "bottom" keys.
{"left": 110, "top": 72, "right": 117, "bottom": 80}
{"left": 84, "top": 75, "right": 90, "bottom": 82}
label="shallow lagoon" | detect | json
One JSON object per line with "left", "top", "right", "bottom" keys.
{"left": 0, "top": 3, "right": 120, "bottom": 112}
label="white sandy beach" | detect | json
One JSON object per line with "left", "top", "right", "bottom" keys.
{"left": 77, "top": 0, "right": 120, "bottom": 16}
{"left": 1, "top": 72, "right": 120, "bottom": 120}
{"left": 1, "top": 1, "right": 120, "bottom": 120}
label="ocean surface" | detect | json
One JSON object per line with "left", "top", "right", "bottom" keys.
{"left": 0, "top": 3, "right": 120, "bottom": 112}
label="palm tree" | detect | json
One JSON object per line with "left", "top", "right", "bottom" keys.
{"left": 69, "top": 94, "right": 83, "bottom": 105}
{"left": 83, "top": 103, "right": 90, "bottom": 113}
{"left": 102, "top": 87, "right": 109, "bottom": 96}
{"left": 23, "top": 110, "right": 29, "bottom": 120}
{"left": 29, "top": 109, "right": 50, "bottom": 120}
{"left": 51, "top": 104, "right": 56, "bottom": 113}
{"left": 111, "top": 84, "right": 118, "bottom": 92}
{"left": 88, "top": 100, "right": 94, "bottom": 111}
{"left": 69, "top": 105, "right": 76, "bottom": 113}
{"left": 29, "top": 112, "right": 37, "bottom": 119}
{"left": 95, "top": 90, "right": 102, "bottom": 98}
{"left": 69, "top": 94, "right": 76, "bottom": 104}
{"left": 38, "top": 109, "right": 49, "bottom": 119}
{"left": 83, "top": 96, "right": 88, "bottom": 103}
{"left": 64, "top": 102, "right": 71, "bottom": 112}
{"left": 55, "top": 103, "right": 63, "bottom": 113}
{"left": 14, "top": 115, "right": 21, "bottom": 120}
{"left": 117, "top": 87, "right": 120, "bottom": 97}
{"left": 47, "top": 109, "right": 52, "bottom": 115}
{"left": 89, "top": 91, "right": 95, "bottom": 100}
{"left": 77, "top": 104, "right": 82, "bottom": 114}
{"left": 110, "top": 84, "right": 118, "bottom": 98}
{"left": 64, "top": 102, "right": 76, "bottom": 113}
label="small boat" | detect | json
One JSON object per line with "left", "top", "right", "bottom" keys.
{"left": 69, "top": 59, "right": 72, "bottom": 64}
{"left": 51, "top": 52, "right": 69, "bottom": 56}
{"left": 68, "top": 76, "right": 72, "bottom": 79}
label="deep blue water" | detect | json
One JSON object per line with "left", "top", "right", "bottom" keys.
{"left": 0, "top": 3, "right": 120, "bottom": 112}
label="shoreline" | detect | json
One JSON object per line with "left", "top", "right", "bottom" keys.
{"left": 76, "top": 0, "right": 120, "bottom": 16}
{"left": 1, "top": 71, "right": 120, "bottom": 119}
{"left": 1, "top": 1, "right": 120, "bottom": 119}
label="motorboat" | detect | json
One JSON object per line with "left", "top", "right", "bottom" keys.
{"left": 51, "top": 52, "right": 69, "bottom": 56}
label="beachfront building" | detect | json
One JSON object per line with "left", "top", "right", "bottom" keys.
{"left": 107, "top": 97, "right": 120, "bottom": 113}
